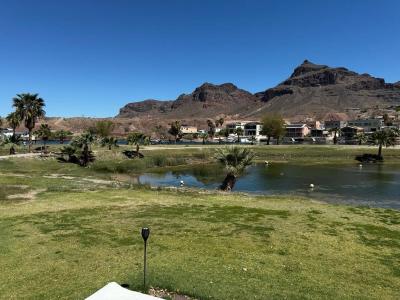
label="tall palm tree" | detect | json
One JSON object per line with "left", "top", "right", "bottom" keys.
{"left": 6, "top": 112, "right": 21, "bottom": 137}
{"left": 371, "top": 129, "right": 398, "bottom": 159}
{"left": 13, "top": 93, "right": 45, "bottom": 152}
{"left": 215, "top": 146, "right": 255, "bottom": 191}
{"left": 329, "top": 127, "right": 341, "bottom": 145}
{"left": 207, "top": 119, "right": 216, "bottom": 138}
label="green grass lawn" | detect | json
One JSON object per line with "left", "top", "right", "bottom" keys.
{"left": 1, "top": 150, "right": 400, "bottom": 299}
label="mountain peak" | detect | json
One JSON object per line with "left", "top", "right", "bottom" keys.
{"left": 290, "top": 60, "right": 328, "bottom": 78}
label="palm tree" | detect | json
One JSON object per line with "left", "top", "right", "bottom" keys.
{"left": 215, "top": 146, "right": 255, "bottom": 191}
{"left": 356, "top": 132, "right": 367, "bottom": 145}
{"left": 2, "top": 135, "right": 22, "bottom": 155}
{"left": 59, "top": 133, "right": 95, "bottom": 166}
{"left": 70, "top": 132, "right": 95, "bottom": 166}
{"left": 371, "top": 129, "right": 398, "bottom": 159}
{"left": 235, "top": 127, "right": 244, "bottom": 143}
{"left": 207, "top": 120, "right": 216, "bottom": 138}
{"left": 34, "top": 124, "right": 52, "bottom": 152}
{"left": 13, "top": 93, "right": 45, "bottom": 152}
{"left": 54, "top": 130, "right": 72, "bottom": 144}
{"left": 127, "top": 132, "right": 147, "bottom": 153}
{"left": 219, "top": 128, "right": 229, "bottom": 139}
{"left": 101, "top": 136, "right": 119, "bottom": 150}
{"left": 199, "top": 132, "right": 209, "bottom": 145}
{"left": 6, "top": 112, "right": 21, "bottom": 137}
{"left": 168, "top": 121, "right": 182, "bottom": 143}
{"left": 329, "top": 127, "right": 340, "bottom": 145}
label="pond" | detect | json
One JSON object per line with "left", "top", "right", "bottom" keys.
{"left": 138, "top": 163, "right": 400, "bottom": 209}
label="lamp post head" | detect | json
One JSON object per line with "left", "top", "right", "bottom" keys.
{"left": 141, "top": 227, "right": 150, "bottom": 242}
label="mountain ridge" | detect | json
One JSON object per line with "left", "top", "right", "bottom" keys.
{"left": 117, "top": 60, "right": 400, "bottom": 121}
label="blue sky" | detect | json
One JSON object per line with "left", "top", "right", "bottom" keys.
{"left": 0, "top": 0, "right": 399, "bottom": 117}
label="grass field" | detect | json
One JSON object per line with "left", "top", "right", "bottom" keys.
{"left": 1, "top": 146, "right": 400, "bottom": 299}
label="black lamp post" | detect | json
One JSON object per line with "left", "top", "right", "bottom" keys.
{"left": 141, "top": 227, "right": 150, "bottom": 289}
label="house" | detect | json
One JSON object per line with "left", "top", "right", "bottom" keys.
{"left": 324, "top": 120, "right": 347, "bottom": 130}
{"left": 340, "top": 126, "right": 364, "bottom": 141}
{"left": 244, "top": 122, "right": 262, "bottom": 136}
{"left": 285, "top": 124, "right": 310, "bottom": 139}
{"left": 181, "top": 125, "right": 197, "bottom": 134}
{"left": 225, "top": 122, "right": 246, "bottom": 134}
{"left": 310, "top": 129, "right": 330, "bottom": 138}
{"left": 347, "top": 119, "right": 383, "bottom": 133}
{"left": 306, "top": 120, "right": 323, "bottom": 129}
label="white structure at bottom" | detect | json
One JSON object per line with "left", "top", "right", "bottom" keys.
{"left": 85, "top": 282, "right": 162, "bottom": 300}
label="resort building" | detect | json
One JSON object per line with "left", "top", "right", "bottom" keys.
{"left": 347, "top": 119, "right": 383, "bottom": 133}
{"left": 181, "top": 125, "right": 198, "bottom": 134}
{"left": 225, "top": 122, "right": 246, "bottom": 134}
{"left": 341, "top": 126, "right": 364, "bottom": 141}
{"left": 306, "top": 120, "right": 323, "bottom": 129}
{"left": 285, "top": 124, "right": 310, "bottom": 139}
{"left": 244, "top": 122, "right": 262, "bottom": 136}
{"left": 324, "top": 120, "right": 347, "bottom": 130}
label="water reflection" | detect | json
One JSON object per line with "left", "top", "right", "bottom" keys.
{"left": 138, "top": 163, "right": 400, "bottom": 209}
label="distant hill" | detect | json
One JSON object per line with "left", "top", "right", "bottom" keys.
{"left": 117, "top": 60, "right": 400, "bottom": 122}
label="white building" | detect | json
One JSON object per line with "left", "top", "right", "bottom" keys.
{"left": 181, "top": 125, "right": 197, "bottom": 134}
{"left": 244, "top": 122, "right": 262, "bottom": 136}
{"left": 226, "top": 122, "right": 246, "bottom": 134}
{"left": 0, "top": 128, "right": 14, "bottom": 138}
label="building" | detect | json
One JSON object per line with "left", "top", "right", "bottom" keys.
{"left": 244, "top": 122, "right": 262, "bottom": 136}
{"left": 347, "top": 119, "right": 383, "bottom": 133}
{"left": 341, "top": 126, "right": 364, "bottom": 141}
{"left": 285, "top": 124, "right": 310, "bottom": 139}
{"left": 180, "top": 125, "right": 197, "bottom": 134}
{"left": 225, "top": 122, "right": 246, "bottom": 134}
{"left": 310, "top": 129, "right": 329, "bottom": 138}
{"left": 0, "top": 128, "right": 14, "bottom": 138}
{"left": 324, "top": 120, "right": 347, "bottom": 130}
{"left": 306, "top": 120, "right": 323, "bottom": 129}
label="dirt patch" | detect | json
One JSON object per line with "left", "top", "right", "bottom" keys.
{"left": 149, "top": 287, "right": 197, "bottom": 300}
{"left": 7, "top": 189, "right": 46, "bottom": 201}
{"left": 43, "top": 174, "right": 76, "bottom": 180}
{"left": 82, "top": 178, "right": 115, "bottom": 185}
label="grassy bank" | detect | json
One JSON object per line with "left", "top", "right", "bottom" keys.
{"left": 0, "top": 155, "right": 400, "bottom": 299}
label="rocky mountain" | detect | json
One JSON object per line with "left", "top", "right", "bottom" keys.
{"left": 117, "top": 82, "right": 262, "bottom": 120}
{"left": 118, "top": 99, "right": 173, "bottom": 118}
{"left": 117, "top": 60, "right": 400, "bottom": 122}
{"left": 252, "top": 60, "right": 400, "bottom": 120}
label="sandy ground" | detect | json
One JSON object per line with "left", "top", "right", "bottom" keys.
{"left": 0, "top": 153, "right": 42, "bottom": 160}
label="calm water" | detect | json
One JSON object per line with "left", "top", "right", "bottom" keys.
{"left": 139, "top": 163, "right": 400, "bottom": 209}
